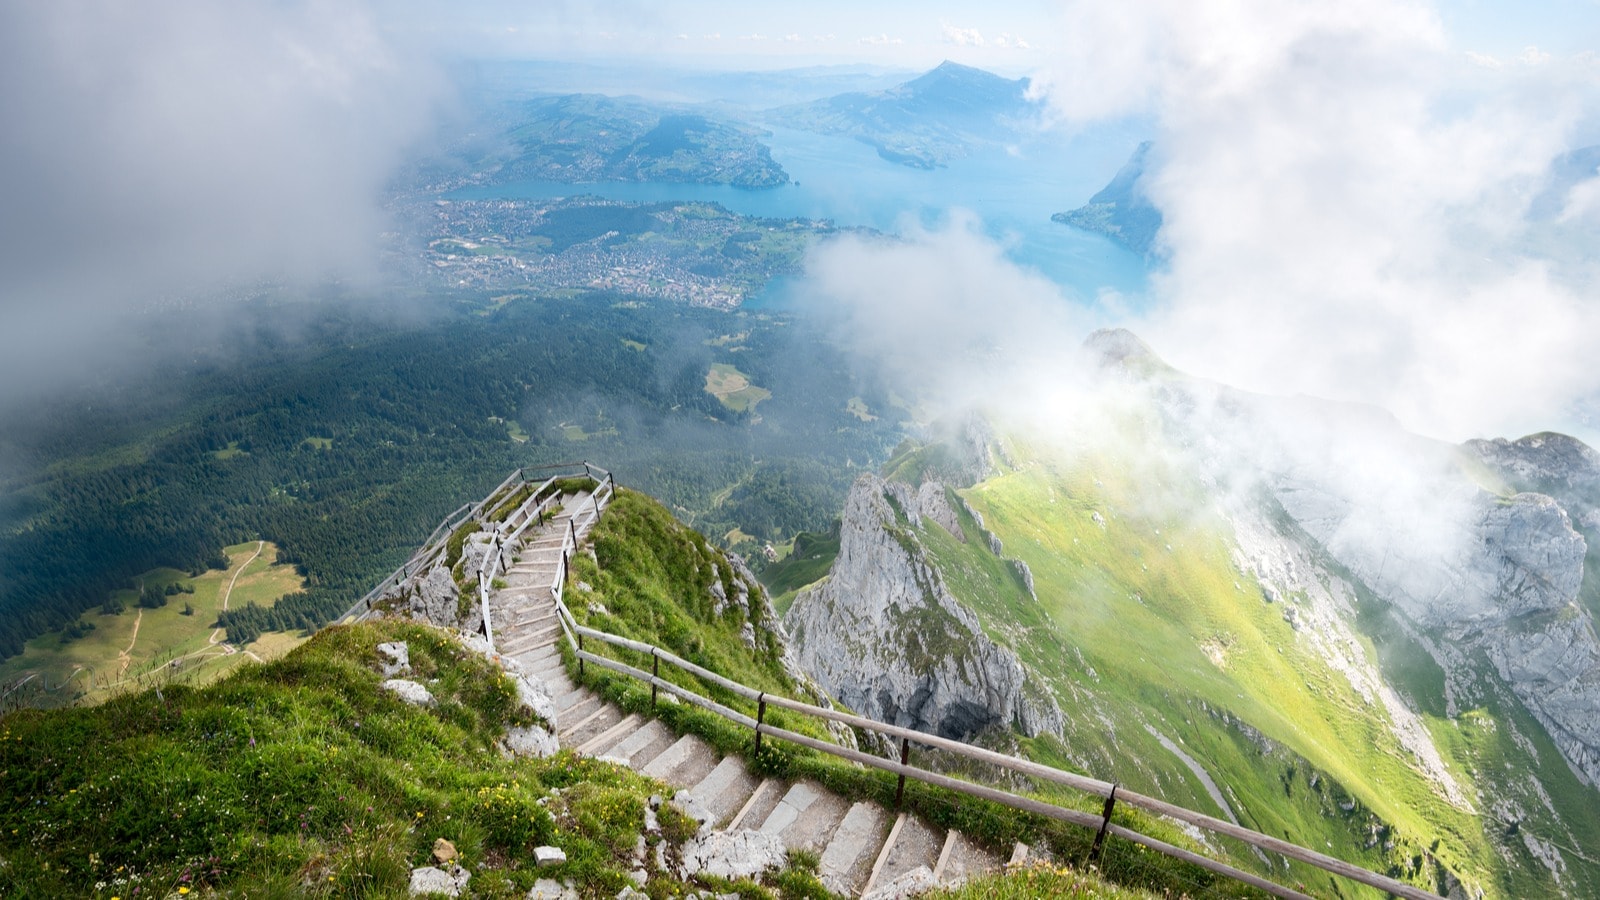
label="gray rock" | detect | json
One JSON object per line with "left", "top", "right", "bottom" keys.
{"left": 668, "top": 793, "right": 717, "bottom": 836}
{"left": 916, "top": 481, "right": 965, "bottom": 540}
{"left": 378, "top": 641, "right": 410, "bottom": 677}
{"left": 512, "top": 672, "right": 558, "bottom": 728}
{"left": 409, "top": 864, "right": 470, "bottom": 896}
{"left": 533, "top": 846, "right": 567, "bottom": 868}
{"left": 504, "top": 724, "right": 559, "bottom": 758}
{"left": 410, "top": 567, "right": 462, "bottom": 628}
{"left": 678, "top": 828, "right": 787, "bottom": 881}
{"left": 786, "top": 473, "right": 1062, "bottom": 741}
{"left": 862, "top": 864, "right": 938, "bottom": 900}
{"left": 381, "top": 679, "right": 436, "bottom": 707}
{"left": 526, "top": 879, "right": 578, "bottom": 899}
{"left": 708, "top": 562, "right": 728, "bottom": 616}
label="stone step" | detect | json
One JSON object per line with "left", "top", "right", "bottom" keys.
{"left": 596, "top": 717, "right": 674, "bottom": 768}
{"left": 818, "top": 801, "right": 890, "bottom": 897}
{"left": 639, "top": 733, "right": 719, "bottom": 790}
{"left": 932, "top": 829, "right": 999, "bottom": 886}
{"left": 499, "top": 624, "right": 560, "bottom": 655}
{"left": 491, "top": 607, "right": 556, "bottom": 630}
{"left": 758, "top": 780, "right": 850, "bottom": 855}
{"left": 684, "top": 756, "right": 762, "bottom": 827}
{"left": 727, "top": 779, "right": 785, "bottom": 832}
{"left": 555, "top": 686, "right": 594, "bottom": 712}
{"left": 559, "top": 702, "right": 620, "bottom": 745}
{"left": 524, "top": 651, "right": 566, "bottom": 679}
{"left": 576, "top": 712, "right": 641, "bottom": 756}
{"left": 867, "top": 812, "right": 941, "bottom": 890}
{"left": 560, "top": 695, "right": 602, "bottom": 726}
{"left": 531, "top": 667, "right": 573, "bottom": 699}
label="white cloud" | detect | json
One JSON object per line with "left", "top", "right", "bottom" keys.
{"left": 1518, "top": 45, "right": 1552, "bottom": 66}
{"left": 1466, "top": 50, "right": 1502, "bottom": 68}
{"left": 859, "top": 33, "right": 903, "bottom": 46}
{"left": 942, "top": 23, "right": 985, "bottom": 47}
{"left": 0, "top": 0, "right": 443, "bottom": 400}
{"left": 784, "top": 33, "right": 803, "bottom": 43}
{"left": 738, "top": 33, "right": 766, "bottom": 41}
{"left": 1030, "top": 0, "right": 1600, "bottom": 440}
{"left": 800, "top": 216, "right": 1085, "bottom": 410}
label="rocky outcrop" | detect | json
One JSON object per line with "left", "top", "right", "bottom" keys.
{"left": 785, "top": 473, "right": 1062, "bottom": 741}
{"left": 1268, "top": 452, "right": 1600, "bottom": 784}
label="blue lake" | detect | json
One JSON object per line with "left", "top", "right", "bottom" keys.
{"left": 444, "top": 125, "right": 1152, "bottom": 311}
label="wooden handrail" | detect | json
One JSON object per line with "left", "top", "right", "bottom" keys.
{"left": 563, "top": 606, "right": 1436, "bottom": 900}
{"left": 464, "top": 464, "right": 1431, "bottom": 899}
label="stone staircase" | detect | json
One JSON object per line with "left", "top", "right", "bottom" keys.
{"left": 486, "top": 491, "right": 1005, "bottom": 898}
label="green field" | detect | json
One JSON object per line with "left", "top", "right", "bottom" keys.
{"left": 704, "top": 362, "right": 770, "bottom": 414}
{"left": 0, "top": 542, "right": 308, "bottom": 706}
{"left": 893, "top": 426, "right": 1600, "bottom": 899}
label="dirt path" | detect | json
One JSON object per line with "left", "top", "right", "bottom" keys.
{"left": 116, "top": 610, "right": 144, "bottom": 678}
{"left": 211, "top": 541, "right": 264, "bottom": 645}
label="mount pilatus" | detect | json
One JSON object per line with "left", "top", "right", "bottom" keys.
{"left": 778, "top": 330, "right": 1600, "bottom": 899}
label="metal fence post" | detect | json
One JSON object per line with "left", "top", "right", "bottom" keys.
{"left": 1089, "top": 784, "right": 1118, "bottom": 865}
{"left": 894, "top": 737, "right": 911, "bottom": 808}
{"left": 755, "top": 693, "right": 767, "bottom": 755}
{"left": 651, "top": 650, "right": 660, "bottom": 709}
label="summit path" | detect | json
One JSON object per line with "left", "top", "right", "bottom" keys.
{"left": 484, "top": 488, "right": 1005, "bottom": 898}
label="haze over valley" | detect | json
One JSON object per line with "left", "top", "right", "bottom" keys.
{"left": 4, "top": 1, "right": 1600, "bottom": 897}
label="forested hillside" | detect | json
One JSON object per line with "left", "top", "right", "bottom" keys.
{"left": 0, "top": 291, "right": 903, "bottom": 662}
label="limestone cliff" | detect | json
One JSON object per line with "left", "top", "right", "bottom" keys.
{"left": 1091, "top": 327, "right": 1600, "bottom": 790}
{"left": 784, "top": 472, "right": 1062, "bottom": 741}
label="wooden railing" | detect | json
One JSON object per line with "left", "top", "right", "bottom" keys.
{"left": 337, "top": 462, "right": 611, "bottom": 625}
{"left": 476, "top": 464, "right": 614, "bottom": 655}
{"left": 369, "top": 464, "right": 1436, "bottom": 899}
{"left": 528, "top": 480, "right": 1435, "bottom": 900}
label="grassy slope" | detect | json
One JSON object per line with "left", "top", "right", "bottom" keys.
{"left": 0, "top": 542, "right": 307, "bottom": 706}
{"left": 0, "top": 619, "right": 702, "bottom": 898}
{"left": 560, "top": 490, "right": 1266, "bottom": 899}
{"left": 900, "top": 431, "right": 1600, "bottom": 898}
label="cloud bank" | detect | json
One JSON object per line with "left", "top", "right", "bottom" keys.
{"left": 0, "top": 1, "right": 442, "bottom": 399}
{"left": 1031, "top": 0, "right": 1600, "bottom": 441}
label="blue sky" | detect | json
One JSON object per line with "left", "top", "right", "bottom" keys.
{"left": 393, "top": 0, "right": 1598, "bottom": 75}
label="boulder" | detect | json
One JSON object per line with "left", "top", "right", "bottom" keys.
{"left": 378, "top": 642, "right": 410, "bottom": 677}
{"left": 409, "top": 864, "right": 470, "bottom": 897}
{"left": 381, "top": 679, "right": 436, "bottom": 707}
{"left": 678, "top": 829, "right": 787, "bottom": 881}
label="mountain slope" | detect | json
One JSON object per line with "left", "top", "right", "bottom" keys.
{"left": 475, "top": 93, "right": 788, "bottom": 188}
{"left": 768, "top": 61, "right": 1039, "bottom": 169}
{"left": 1053, "top": 141, "right": 1163, "bottom": 255}
{"left": 783, "top": 333, "right": 1600, "bottom": 898}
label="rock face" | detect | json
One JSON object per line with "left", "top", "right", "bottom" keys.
{"left": 785, "top": 473, "right": 1062, "bottom": 741}
{"left": 1134, "top": 353, "right": 1600, "bottom": 788}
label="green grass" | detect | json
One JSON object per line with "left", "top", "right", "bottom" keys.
{"left": 0, "top": 619, "right": 710, "bottom": 898}
{"left": 301, "top": 436, "right": 334, "bottom": 450}
{"left": 875, "top": 424, "right": 1600, "bottom": 899}
{"left": 0, "top": 542, "right": 307, "bottom": 707}
{"left": 758, "top": 529, "right": 839, "bottom": 607}
{"left": 560, "top": 489, "right": 1279, "bottom": 899}
{"left": 929, "top": 862, "right": 1163, "bottom": 899}
{"left": 705, "top": 363, "right": 771, "bottom": 415}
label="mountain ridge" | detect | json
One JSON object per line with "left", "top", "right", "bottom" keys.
{"left": 776, "top": 330, "right": 1600, "bottom": 898}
